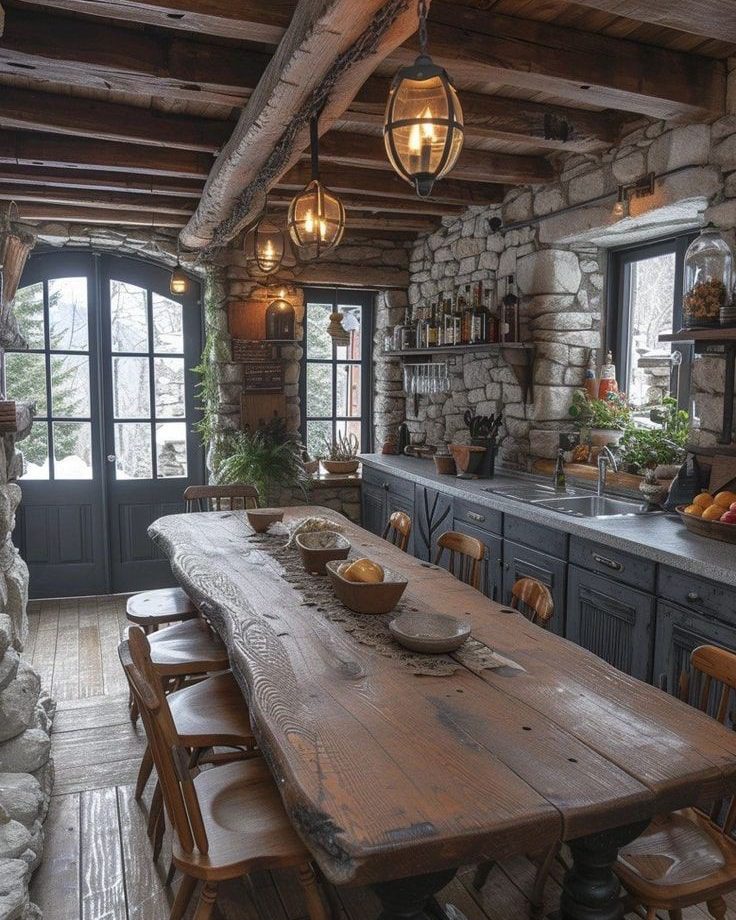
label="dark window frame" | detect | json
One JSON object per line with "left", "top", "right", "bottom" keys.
{"left": 300, "top": 286, "right": 374, "bottom": 454}
{"left": 606, "top": 232, "right": 696, "bottom": 411}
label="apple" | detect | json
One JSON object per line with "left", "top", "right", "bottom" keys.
{"left": 720, "top": 510, "right": 736, "bottom": 524}
{"left": 729, "top": 502, "right": 736, "bottom": 512}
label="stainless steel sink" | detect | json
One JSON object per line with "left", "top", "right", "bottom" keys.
{"left": 483, "top": 484, "right": 587, "bottom": 502}
{"left": 531, "top": 495, "right": 654, "bottom": 518}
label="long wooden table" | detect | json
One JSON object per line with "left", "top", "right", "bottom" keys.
{"left": 149, "top": 507, "right": 736, "bottom": 920}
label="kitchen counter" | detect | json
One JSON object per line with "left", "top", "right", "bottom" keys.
{"left": 361, "top": 453, "right": 736, "bottom": 588}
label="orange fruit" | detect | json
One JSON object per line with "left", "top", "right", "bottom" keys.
{"left": 702, "top": 504, "right": 724, "bottom": 521}
{"left": 715, "top": 491, "right": 736, "bottom": 509}
{"left": 684, "top": 504, "right": 703, "bottom": 516}
{"left": 344, "top": 558, "right": 384, "bottom": 584}
{"left": 693, "top": 492, "right": 714, "bottom": 509}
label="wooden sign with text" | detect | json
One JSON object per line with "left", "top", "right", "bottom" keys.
{"left": 232, "top": 340, "right": 284, "bottom": 393}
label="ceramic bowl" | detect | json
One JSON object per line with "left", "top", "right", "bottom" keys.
{"left": 389, "top": 611, "right": 471, "bottom": 654}
{"left": 246, "top": 508, "right": 284, "bottom": 533}
{"left": 295, "top": 531, "right": 351, "bottom": 574}
{"left": 326, "top": 560, "right": 408, "bottom": 615}
{"left": 321, "top": 459, "right": 360, "bottom": 475}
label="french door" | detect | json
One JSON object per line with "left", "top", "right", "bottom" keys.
{"left": 7, "top": 251, "right": 203, "bottom": 598}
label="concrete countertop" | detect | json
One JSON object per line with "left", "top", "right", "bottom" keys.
{"left": 360, "top": 453, "right": 736, "bottom": 589}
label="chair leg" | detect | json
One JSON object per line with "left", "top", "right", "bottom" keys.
{"left": 297, "top": 863, "right": 330, "bottom": 920}
{"left": 170, "top": 873, "right": 197, "bottom": 920}
{"left": 707, "top": 898, "right": 727, "bottom": 920}
{"left": 165, "top": 857, "right": 177, "bottom": 888}
{"left": 135, "top": 744, "right": 154, "bottom": 801}
{"left": 645, "top": 908, "right": 658, "bottom": 920}
{"left": 193, "top": 882, "right": 218, "bottom": 920}
{"left": 147, "top": 781, "right": 162, "bottom": 838}
{"left": 473, "top": 860, "right": 495, "bottom": 891}
{"left": 128, "top": 691, "right": 139, "bottom": 726}
{"left": 529, "top": 843, "right": 561, "bottom": 920}
{"left": 669, "top": 911, "right": 683, "bottom": 920}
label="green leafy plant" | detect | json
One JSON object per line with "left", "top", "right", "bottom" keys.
{"left": 569, "top": 390, "right": 632, "bottom": 431}
{"left": 618, "top": 397, "right": 689, "bottom": 473}
{"left": 217, "top": 417, "right": 309, "bottom": 505}
{"left": 319, "top": 431, "right": 359, "bottom": 462}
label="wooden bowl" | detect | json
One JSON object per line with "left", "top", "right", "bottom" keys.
{"left": 246, "top": 508, "right": 284, "bottom": 533}
{"left": 326, "top": 560, "right": 408, "bottom": 615}
{"left": 676, "top": 505, "right": 736, "bottom": 544}
{"left": 295, "top": 531, "right": 351, "bottom": 574}
{"left": 321, "top": 459, "right": 360, "bottom": 475}
{"left": 389, "top": 611, "right": 471, "bottom": 654}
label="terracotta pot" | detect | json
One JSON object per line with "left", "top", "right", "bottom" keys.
{"left": 449, "top": 444, "right": 486, "bottom": 477}
{"left": 321, "top": 459, "right": 360, "bottom": 475}
{"left": 589, "top": 428, "right": 623, "bottom": 448}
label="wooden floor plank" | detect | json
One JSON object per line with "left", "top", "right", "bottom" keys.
{"left": 31, "top": 598, "right": 60, "bottom": 690}
{"left": 51, "top": 598, "right": 80, "bottom": 701}
{"left": 29, "top": 793, "right": 81, "bottom": 920}
{"left": 23, "top": 601, "right": 40, "bottom": 661}
{"left": 52, "top": 693, "right": 131, "bottom": 733}
{"left": 117, "top": 784, "right": 172, "bottom": 920}
{"left": 80, "top": 786, "right": 127, "bottom": 920}
{"left": 78, "top": 596, "right": 105, "bottom": 698}
{"left": 98, "top": 594, "right": 128, "bottom": 697}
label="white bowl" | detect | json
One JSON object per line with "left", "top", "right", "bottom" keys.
{"left": 389, "top": 611, "right": 471, "bottom": 654}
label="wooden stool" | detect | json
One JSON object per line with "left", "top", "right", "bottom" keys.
{"left": 126, "top": 586, "right": 198, "bottom": 634}
{"left": 382, "top": 510, "right": 412, "bottom": 552}
{"left": 433, "top": 530, "right": 485, "bottom": 590}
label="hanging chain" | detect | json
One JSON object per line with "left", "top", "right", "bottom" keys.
{"left": 417, "top": 0, "right": 428, "bottom": 55}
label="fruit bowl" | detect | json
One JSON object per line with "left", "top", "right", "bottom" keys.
{"left": 295, "top": 531, "right": 351, "bottom": 574}
{"left": 325, "top": 560, "right": 408, "bottom": 614}
{"left": 676, "top": 505, "right": 736, "bottom": 544}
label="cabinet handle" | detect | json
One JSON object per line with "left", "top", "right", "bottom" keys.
{"left": 686, "top": 591, "right": 701, "bottom": 603}
{"left": 382, "top": 481, "right": 389, "bottom": 490}
{"left": 467, "top": 511, "right": 485, "bottom": 523}
{"left": 504, "top": 562, "right": 510, "bottom": 570}
{"left": 592, "top": 552, "right": 623, "bottom": 572}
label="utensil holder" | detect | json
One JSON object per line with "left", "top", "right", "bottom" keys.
{"left": 471, "top": 437, "right": 498, "bottom": 478}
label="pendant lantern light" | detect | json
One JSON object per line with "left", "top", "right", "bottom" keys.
{"left": 383, "top": 0, "right": 464, "bottom": 198}
{"left": 326, "top": 309, "right": 350, "bottom": 347}
{"left": 169, "top": 250, "right": 188, "bottom": 296}
{"left": 244, "top": 196, "right": 285, "bottom": 275}
{"left": 287, "top": 116, "right": 345, "bottom": 259}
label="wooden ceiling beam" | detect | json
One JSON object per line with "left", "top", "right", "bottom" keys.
{"left": 0, "top": 185, "right": 197, "bottom": 214}
{"left": 0, "top": 130, "right": 212, "bottom": 177}
{"left": 7, "top": 201, "right": 186, "bottom": 226}
{"left": 0, "top": 166, "right": 204, "bottom": 197}
{"left": 345, "top": 215, "right": 439, "bottom": 233}
{"left": 317, "top": 131, "right": 553, "bottom": 185}
{"left": 0, "top": 85, "right": 229, "bottom": 152}
{"left": 268, "top": 191, "right": 465, "bottom": 216}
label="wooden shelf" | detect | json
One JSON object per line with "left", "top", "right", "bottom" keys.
{"left": 384, "top": 342, "right": 532, "bottom": 358}
{"left": 659, "top": 327, "right": 736, "bottom": 343}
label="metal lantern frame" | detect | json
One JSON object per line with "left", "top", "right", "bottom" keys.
{"left": 244, "top": 198, "right": 286, "bottom": 275}
{"left": 383, "top": 0, "right": 464, "bottom": 197}
{"left": 169, "top": 260, "right": 188, "bottom": 296}
{"left": 287, "top": 116, "right": 346, "bottom": 259}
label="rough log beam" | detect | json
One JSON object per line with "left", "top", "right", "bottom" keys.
{"left": 317, "top": 131, "right": 553, "bottom": 184}
{"left": 8, "top": 202, "right": 186, "bottom": 227}
{"left": 0, "top": 185, "right": 197, "bottom": 215}
{"left": 0, "top": 166, "right": 204, "bottom": 197}
{"left": 345, "top": 215, "right": 439, "bottom": 233}
{"left": 267, "top": 191, "right": 465, "bottom": 216}
{"left": 180, "top": 0, "right": 425, "bottom": 250}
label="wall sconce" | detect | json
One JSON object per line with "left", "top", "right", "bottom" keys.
{"left": 266, "top": 297, "right": 296, "bottom": 341}
{"left": 613, "top": 172, "right": 655, "bottom": 220}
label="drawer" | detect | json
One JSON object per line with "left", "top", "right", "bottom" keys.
{"left": 569, "top": 536, "right": 656, "bottom": 593}
{"left": 453, "top": 498, "right": 503, "bottom": 535}
{"left": 657, "top": 566, "right": 736, "bottom": 620}
{"left": 503, "top": 514, "right": 568, "bottom": 559}
{"left": 362, "top": 467, "right": 415, "bottom": 501}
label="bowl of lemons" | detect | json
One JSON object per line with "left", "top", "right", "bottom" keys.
{"left": 326, "top": 558, "right": 408, "bottom": 614}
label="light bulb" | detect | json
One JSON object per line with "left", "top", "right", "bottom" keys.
{"left": 421, "top": 106, "right": 435, "bottom": 140}
{"left": 304, "top": 210, "right": 314, "bottom": 235}
{"left": 409, "top": 122, "right": 422, "bottom": 154}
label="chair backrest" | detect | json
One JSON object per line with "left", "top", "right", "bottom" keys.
{"left": 382, "top": 510, "right": 412, "bottom": 552}
{"left": 433, "top": 530, "right": 485, "bottom": 590}
{"left": 119, "top": 627, "right": 209, "bottom": 855}
{"left": 184, "top": 484, "right": 260, "bottom": 512}
{"left": 510, "top": 577, "right": 554, "bottom": 628}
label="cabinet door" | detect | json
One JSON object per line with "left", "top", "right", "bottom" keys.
{"left": 654, "top": 599, "right": 736, "bottom": 698}
{"left": 567, "top": 565, "right": 655, "bottom": 681}
{"left": 387, "top": 490, "right": 415, "bottom": 556}
{"left": 452, "top": 519, "right": 503, "bottom": 600}
{"left": 414, "top": 485, "right": 453, "bottom": 562}
{"left": 502, "top": 540, "right": 567, "bottom": 636}
{"left": 361, "top": 483, "right": 386, "bottom": 537}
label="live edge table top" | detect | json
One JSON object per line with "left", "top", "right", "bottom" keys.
{"left": 149, "top": 507, "right": 736, "bottom": 888}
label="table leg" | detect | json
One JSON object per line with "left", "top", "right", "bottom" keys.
{"left": 559, "top": 821, "right": 649, "bottom": 920}
{"left": 372, "top": 869, "right": 458, "bottom": 920}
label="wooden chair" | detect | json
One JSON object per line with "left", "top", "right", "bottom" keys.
{"left": 615, "top": 644, "right": 736, "bottom": 920}
{"left": 126, "top": 586, "right": 199, "bottom": 634}
{"left": 184, "top": 484, "right": 260, "bottom": 512}
{"left": 509, "top": 577, "right": 554, "bottom": 629}
{"left": 382, "top": 510, "right": 412, "bottom": 552}
{"left": 433, "top": 531, "right": 485, "bottom": 590}
{"left": 124, "top": 626, "right": 332, "bottom": 920}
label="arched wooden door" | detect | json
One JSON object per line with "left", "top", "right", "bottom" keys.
{"left": 6, "top": 251, "right": 204, "bottom": 598}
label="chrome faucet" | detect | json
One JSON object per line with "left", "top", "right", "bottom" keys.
{"left": 597, "top": 446, "right": 618, "bottom": 497}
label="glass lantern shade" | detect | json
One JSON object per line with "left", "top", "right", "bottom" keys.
{"left": 244, "top": 215, "right": 285, "bottom": 275}
{"left": 384, "top": 57, "right": 464, "bottom": 197}
{"left": 265, "top": 298, "right": 295, "bottom": 341}
{"left": 169, "top": 264, "right": 188, "bottom": 296}
{"left": 287, "top": 179, "right": 345, "bottom": 258}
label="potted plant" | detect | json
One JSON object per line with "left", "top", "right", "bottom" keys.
{"left": 217, "top": 418, "right": 310, "bottom": 506}
{"left": 319, "top": 432, "right": 360, "bottom": 475}
{"left": 618, "top": 397, "right": 689, "bottom": 478}
{"left": 569, "top": 390, "right": 632, "bottom": 447}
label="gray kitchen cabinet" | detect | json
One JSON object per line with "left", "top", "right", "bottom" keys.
{"left": 566, "top": 565, "right": 655, "bottom": 681}
{"left": 502, "top": 539, "right": 567, "bottom": 636}
{"left": 360, "top": 481, "right": 386, "bottom": 538}
{"left": 361, "top": 469, "right": 416, "bottom": 549}
{"left": 452, "top": 518, "right": 504, "bottom": 601}
{"left": 414, "top": 484, "right": 453, "bottom": 562}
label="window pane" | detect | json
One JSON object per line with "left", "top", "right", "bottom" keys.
{"left": 53, "top": 421, "right": 93, "bottom": 479}
{"left": 110, "top": 281, "right": 148, "bottom": 353}
{"left": 48, "top": 277, "right": 88, "bottom": 351}
{"left": 335, "top": 306, "right": 362, "bottom": 361}
{"left": 306, "top": 419, "right": 332, "bottom": 459}
{"left": 20, "top": 424, "right": 49, "bottom": 480}
{"left": 626, "top": 252, "right": 676, "bottom": 407}
{"left": 154, "top": 357, "right": 185, "bottom": 418}
{"left": 306, "top": 302, "right": 333, "bottom": 358}
{"left": 51, "top": 354, "right": 90, "bottom": 417}
{"left": 336, "top": 363, "right": 361, "bottom": 417}
{"left": 113, "top": 356, "right": 150, "bottom": 419}
{"left": 336, "top": 418, "right": 362, "bottom": 451}
{"left": 14, "top": 283, "right": 44, "bottom": 348}
{"left": 306, "top": 363, "right": 332, "bottom": 417}
{"left": 156, "top": 422, "right": 187, "bottom": 478}
{"left": 5, "top": 352, "right": 47, "bottom": 416}
{"left": 115, "top": 422, "right": 152, "bottom": 479}
{"left": 152, "top": 294, "right": 184, "bottom": 353}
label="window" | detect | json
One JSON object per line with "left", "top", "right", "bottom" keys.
{"left": 608, "top": 233, "right": 695, "bottom": 412}
{"left": 301, "top": 287, "right": 373, "bottom": 458}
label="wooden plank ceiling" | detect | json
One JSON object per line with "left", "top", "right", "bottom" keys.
{"left": 0, "top": 0, "right": 731, "bottom": 246}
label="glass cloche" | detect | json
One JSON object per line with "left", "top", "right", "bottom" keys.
{"left": 683, "top": 224, "right": 733, "bottom": 328}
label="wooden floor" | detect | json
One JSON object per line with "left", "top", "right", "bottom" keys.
{"left": 23, "top": 595, "right": 734, "bottom": 920}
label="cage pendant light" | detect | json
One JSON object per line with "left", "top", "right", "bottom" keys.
{"left": 287, "top": 117, "right": 345, "bottom": 259}
{"left": 244, "top": 196, "right": 285, "bottom": 275}
{"left": 383, "top": 0, "right": 464, "bottom": 198}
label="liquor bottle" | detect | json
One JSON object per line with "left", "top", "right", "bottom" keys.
{"left": 598, "top": 350, "right": 618, "bottom": 399}
{"left": 470, "top": 282, "right": 485, "bottom": 344}
{"left": 448, "top": 295, "right": 459, "bottom": 346}
{"left": 461, "top": 284, "right": 473, "bottom": 345}
{"left": 398, "top": 306, "right": 412, "bottom": 350}
{"left": 502, "top": 275, "right": 519, "bottom": 343}
{"left": 428, "top": 302, "right": 438, "bottom": 347}
{"left": 415, "top": 305, "right": 425, "bottom": 350}
{"left": 483, "top": 287, "right": 499, "bottom": 344}
{"left": 584, "top": 349, "right": 598, "bottom": 400}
